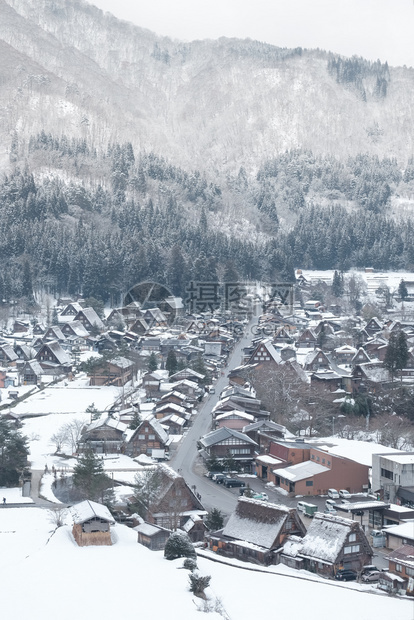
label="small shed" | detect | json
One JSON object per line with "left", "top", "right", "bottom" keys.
{"left": 70, "top": 500, "right": 115, "bottom": 547}
{"left": 135, "top": 522, "right": 171, "bottom": 550}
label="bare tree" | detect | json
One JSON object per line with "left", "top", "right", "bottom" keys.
{"left": 47, "top": 506, "right": 68, "bottom": 529}
{"left": 372, "top": 414, "right": 414, "bottom": 450}
{"left": 251, "top": 364, "right": 304, "bottom": 422}
{"left": 52, "top": 419, "right": 86, "bottom": 455}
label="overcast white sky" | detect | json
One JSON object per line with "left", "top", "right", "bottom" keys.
{"left": 91, "top": 0, "right": 414, "bottom": 68}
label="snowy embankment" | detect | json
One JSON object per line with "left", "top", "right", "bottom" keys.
{"left": 0, "top": 508, "right": 412, "bottom": 620}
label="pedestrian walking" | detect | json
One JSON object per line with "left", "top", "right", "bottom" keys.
{"left": 2, "top": 497, "right": 6, "bottom": 505}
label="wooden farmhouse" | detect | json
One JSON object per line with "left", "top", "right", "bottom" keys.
{"left": 134, "top": 465, "right": 205, "bottom": 531}
{"left": 125, "top": 415, "right": 169, "bottom": 458}
{"left": 88, "top": 356, "right": 134, "bottom": 386}
{"left": 74, "top": 307, "right": 105, "bottom": 332}
{"left": 199, "top": 427, "right": 258, "bottom": 472}
{"left": 70, "top": 500, "right": 115, "bottom": 547}
{"left": 78, "top": 417, "right": 128, "bottom": 454}
{"left": 35, "top": 340, "right": 72, "bottom": 374}
{"left": 206, "top": 497, "right": 305, "bottom": 565}
{"left": 281, "top": 513, "right": 373, "bottom": 577}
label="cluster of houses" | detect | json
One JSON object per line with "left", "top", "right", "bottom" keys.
{"left": 0, "top": 296, "right": 236, "bottom": 393}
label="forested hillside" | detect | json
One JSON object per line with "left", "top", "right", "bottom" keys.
{"left": 2, "top": 135, "right": 414, "bottom": 304}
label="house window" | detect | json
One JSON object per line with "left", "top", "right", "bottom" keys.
{"left": 311, "top": 454, "right": 315, "bottom": 459}
{"left": 148, "top": 434, "right": 155, "bottom": 440}
{"left": 322, "top": 458, "right": 325, "bottom": 464}
{"left": 138, "top": 434, "right": 145, "bottom": 440}
{"left": 395, "top": 563, "right": 402, "bottom": 573}
{"left": 344, "top": 545, "right": 360, "bottom": 554}
{"left": 327, "top": 461, "right": 331, "bottom": 466}
{"left": 306, "top": 481, "right": 313, "bottom": 487}
{"left": 381, "top": 468, "right": 393, "bottom": 480}
{"left": 348, "top": 533, "right": 356, "bottom": 542}
{"left": 406, "top": 567, "right": 414, "bottom": 577}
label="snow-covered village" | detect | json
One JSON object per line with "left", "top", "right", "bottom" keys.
{"left": 2, "top": 1, "right": 414, "bottom": 619}
{"left": 1, "top": 268, "right": 414, "bottom": 619}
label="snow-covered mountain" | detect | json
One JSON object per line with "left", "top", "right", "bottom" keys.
{"left": 1, "top": 0, "right": 413, "bottom": 175}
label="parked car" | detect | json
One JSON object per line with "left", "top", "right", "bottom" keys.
{"left": 213, "top": 473, "right": 226, "bottom": 484}
{"left": 339, "top": 489, "right": 352, "bottom": 499}
{"left": 361, "top": 565, "right": 379, "bottom": 576}
{"left": 325, "top": 499, "right": 337, "bottom": 508}
{"left": 324, "top": 506, "right": 337, "bottom": 515}
{"left": 223, "top": 478, "right": 246, "bottom": 488}
{"left": 252, "top": 493, "right": 269, "bottom": 501}
{"left": 361, "top": 571, "right": 381, "bottom": 582}
{"left": 298, "top": 501, "right": 318, "bottom": 517}
{"left": 335, "top": 569, "right": 357, "bottom": 581}
{"left": 328, "top": 489, "right": 340, "bottom": 499}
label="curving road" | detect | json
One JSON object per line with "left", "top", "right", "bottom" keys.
{"left": 169, "top": 317, "right": 260, "bottom": 515}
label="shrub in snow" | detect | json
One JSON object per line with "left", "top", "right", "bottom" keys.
{"left": 189, "top": 572, "right": 211, "bottom": 599}
{"left": 183, "top": 557, "right": 198, "bottom": 572}
{"left": 164, "top": 531, "right": 196, "bottom": 561}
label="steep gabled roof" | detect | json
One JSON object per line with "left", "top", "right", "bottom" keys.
{"left": 70, "top": 500, "right": 115, "bottom": 524}
{"left": 291, "top": 513, "right": 368, "bottom": 564}
{"left": 223, "top": 497, "right": 294, "bottom": 549}
{"left": 36, "top": 340, "right": 72, "bottom": 365}
{"left": 200, "top": 426, "right": 258, "bottom": 448}
{"left": 75, "top": 307, "right": 105, "bottom": 330}
{"left": 130, "top": 415, "right": 169, "bottom": 445}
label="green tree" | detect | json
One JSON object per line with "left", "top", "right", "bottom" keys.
{"left": 129, "top": 410, "right": 142, "bottom": 430}
{"left": 164, "top": 531, "right": 196, "bottom": 560}
{"left": 332, "top": 270, "right": 344, "bottom": 297}
{"left": 384, "top": 330, "right": 409, "bottom": 382}
{"left": 205, "top": 508, "right": 224, "bottom": 531}
{"left": 188, "top": 572, "right": 211, "bottom": 598}
{"left": 165, "top": 349, "right": 178, "bottom": 376}
{"left": 21, "top": 259, "right": 33, "bottom": 299}
{"left": 398, "top": 279, "right": 408, "bottom": 301}
{"left": 86, "top": 402, "right": 100, "bottom": 422}
{"left": 147, "top": 352, "right": 158, "bottom": 372}
{"left": 72, "top": 450, "right": 111, "bottom": 502}
{"left": 0, "top": 420, "right": 29, "bottom": 486}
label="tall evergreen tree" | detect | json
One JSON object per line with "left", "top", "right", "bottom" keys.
{"left": 398, "top": 279, "right": 408, "bottom": 301}
{"left": 165, "top": 349, "right": 178, "bottom": 376}
{"left": 72, "top": 450, "right": 111, "bottom": 502}
{"left": 148, "top": 352, "right": 158, "bottom": 372}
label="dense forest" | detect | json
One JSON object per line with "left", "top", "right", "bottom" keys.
{"left": 1, "top": 132, "right": 414, "bottom": 305}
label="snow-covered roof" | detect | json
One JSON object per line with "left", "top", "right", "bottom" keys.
{"left": 110, "top": 356, "right": 134, "bottom": 370}
{"left": 85, "top": 416, "right": 128, "bottom": 433}
{"left": 215, "top": 410, "right": 254, "bottom": 422}
{"left": 274, "top": 460, "right": 329, "bottom": 482}
{"left": 223, "top": 497, "right": 292, "bottom": 549}
{"left": 200, "top": 427, "right": 258, "bottom": 448}
{"left": 293, "top": 513, "right": 359, "bottom": 564}
{"left": 243, "top": 419, "right": 285, "bottom": 434}
{"left": 70, "top": 500, "right": 115, "bottom": 524}
{"left": 135, "top": 523, "right": 170, "bottom": 536}
{"left": 383, "top": 521, "right": 414, "bottom": 541}
{"left": 255, "top": 454, "right": 284, "bottom": 465}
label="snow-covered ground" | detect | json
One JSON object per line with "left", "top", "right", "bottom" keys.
{"left": 12, "top": 374, "right": 120, "bottom": 417}
{"left": 0, "top": 507, "right": 412, "bottom": 620}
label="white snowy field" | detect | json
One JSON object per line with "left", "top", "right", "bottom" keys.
{"left": 0, "top": 507, "right": 412, "bottom": 620}
{"left": 12, "top": 374, "right": 120, "bottom": 417}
